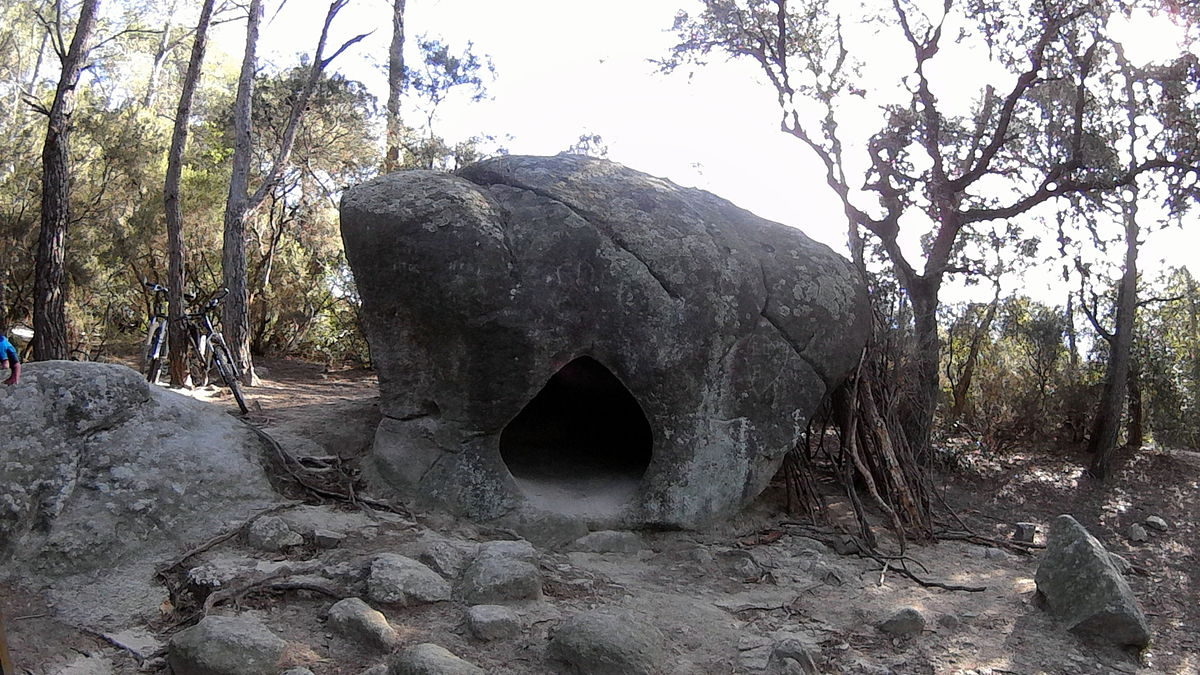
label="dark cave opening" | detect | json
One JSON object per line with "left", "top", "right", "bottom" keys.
{"left": 499, "top": 356, "right": 652, "bottom": 515}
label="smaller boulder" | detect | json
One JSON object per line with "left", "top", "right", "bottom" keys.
{"left": 548, "top": 608, "right": 669, "bottom": 675}
{"left": 1144, "top": 516, "right": 1168, "bottom": 532}
{"left": 313, "top": 529, "right": 346, "bottom": 549}
{"left": 456, "top": 555, "right": 542, "bottom": 604}
{"left": 246, "top": 516, "right": 304, "bottom": 552}
{"left": 466, "top": 604, "right": 521, "bottom": 641}
{"left": 766, "top": 634, "right": 819, "bottom": 674}
{"left": 477, "top": 539, "right": 538, "bottom": 563}
{"left": 877, "top": 607, "right": 925, "bottom": 637}
{"left": 1012, "top": 522, "right": 1037, "bottom": 544}
{"left": 389, "top": 643, "right": 483, "bottom": 675}
{"left": 1128, "top": 523, "right": 1149, "bottom": 543}
{"left": 1035, "top": 514, "right": 1150, "bottom": 648}
{"left": 328, "top": 597, "right": 400, "bottom": 651}
{"left": 368, "top": 554, "right": 450, "bottom": 606}
{"left": 168, "top": 615, "right": 286, "bottom": 675}
{"left": 414, "top": 534, "right": 479, "bottom": 579}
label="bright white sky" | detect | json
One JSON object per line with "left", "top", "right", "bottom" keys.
{"left": 226, "top": 0, "right": 1197, "bottom": 306}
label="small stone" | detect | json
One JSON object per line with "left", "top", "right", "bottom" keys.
{"left": 936, "top": 614, "right": 960, "bottom": 630}
{"left": 389, "top": 643, "right": 483, "bottom": 675}
{"left": 877, "top": 607, "right": 925, "bottom": 637}
{"left": 415, "top": 535, "right": 479, "bottom": 579}
{"left": 689, "top": 547, "right": 716, "bottom": 566}
{"left": 168, "top": 615, "right": 286, "bottom": 675}
{"left": 477, "top": 539, "right": 538, "bottom": 563}
{"left": 548, "top": 608, "right": 669, "bottom": 675}
{"left": 570, "top": 530, "right": 644, "bottom": 554}
{"left": 1144, "top": 516, "right": 1168, "bottom": 532}
{"left": 313, "top": 529, "right": 346, "bottom": 548}
{"left": 1128, "top": 523, "right": 1149, "bottom": 543}
{"left": 367, "top": 554, "right": 450, "bottom": 607}
{"left": 282, "top": 669, "right": 315, "bottom": 675}
{"left": 328, "top": 597, "right": 400, "bottom": 651}
{"left": 1013, "top": 522, "right": 1037, "bottom": 544}
{"left": 456, "top": 554, "right": 542, "bottom": 604}
{"left": 766, "top": 634, "right": 819, "bottom": 674}
{"left": 245, "top": 516, "right": 304, "bottom": 552}
{"left": 465, "top": 604, "right": 521, "bottom": 641}
{"left": 358, "top": 665, "right": 388, "bottom": 675}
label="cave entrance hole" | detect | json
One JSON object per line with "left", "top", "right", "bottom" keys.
{"left": 499, "top": 356, "right": 652, "bottom": 518}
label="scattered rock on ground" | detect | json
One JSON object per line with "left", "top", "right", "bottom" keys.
{"left": 313, "top": 529, "right": 345, "bottom": 548}
{"left": 766, "top": 633, "right": 820, "bottom": 674}
{"left": 878, "top": 607, "right": 926, "bottom": 637}
{"left": 327, "top": 597, "right": 400, "bottom": 652}
{"left": 389, "top": 643, "right": 483, "bottom": 675}
{"left": 246, "top": 516, "right": 304, "bottom": 552}
{"left": 413, "top": 534, "right": 479, "bottom": 579}
{"left": 367, "top": 554, "right": 450, "bottom": 607}
{"left": 1035, "top": 514, "right": 1151, "bottom": 648}
{"left": 465, "top": 604, "right": 521, "bottom": 641}
{"left": 1013, "top": 522, "right": 1037, "bottom": 543}
{"left": 1144, "top": 515, "right": 1168, "bottom": 532}
{"left": 168, "top": 615, "right": 287, "bottom": 675}
{"left": 570, "top": 531, "right": 643, "bottom": 554}
{"left": 477, "top": 539, "right": 538, "bottom": 563}
{"left": 1128, "top": 523, "right": 1149, "bottom": 543}
{"left": 456, "top": 554, "right": 542, "bottom": 604}
{"left": 547, "top": 607, "right": 669, "bottom": 675}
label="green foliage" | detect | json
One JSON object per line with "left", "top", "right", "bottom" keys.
{"left": 1136, "top": 267, "right": 1200, "bottom": 447}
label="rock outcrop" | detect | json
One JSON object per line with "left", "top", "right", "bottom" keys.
{"left": 0, "top": 361, "right": 280, "bottom": 626}
{"left": 1034, "top": 514, "right": 1151, "bottom": 648}
{"left": 340, "top": 155, "right": 869, "bottom": 528}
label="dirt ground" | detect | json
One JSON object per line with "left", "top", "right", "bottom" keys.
{"left": 3, "top": 357, "right": 1198, "bottom": 674}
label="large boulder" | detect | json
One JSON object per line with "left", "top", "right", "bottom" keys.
{"left": 0, "top": 361, "right": 280, "bottom": 626}
{"left": 340, "top": 155, "right": 869, "bottom": 528}
{"left": 1035, "top": 514, "right": 1151, "bottom": 648}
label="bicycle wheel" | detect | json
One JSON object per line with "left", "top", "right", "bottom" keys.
{"left": 145, "top": 323, "right": 165, "bottom": 384}
{"left": 211, "top": 342, "right": 249, "bottom": 414}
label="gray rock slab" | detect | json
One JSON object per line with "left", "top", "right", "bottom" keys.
{"left": 328, "top": 597, "right": 400, "bottom": 651}
{"left": 167, "top": 615, "right": 286, "bottom": 675}
{"left": 340, "top": 155, "right": 869, "bottom": 528}
{"left": 466, "top": 604, "right": 521, "bottom": 641}
{"left": 388, "top": 643, "right": 483, "bottom": 675}
{"left": 547, "top": 607, "right": 669, "bottom": 675}
{"left": 1035, "top": 514, "right": 1151, "bottom": 648}
{"left": 0, "top": 361, "right": 279, "bottom": 627}
{"left": 367, "top": 553, "right": 450, "bottom": 606}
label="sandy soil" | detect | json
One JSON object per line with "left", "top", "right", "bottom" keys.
{"left": 3, "top": 357, "right": 1197, "bottom": 674}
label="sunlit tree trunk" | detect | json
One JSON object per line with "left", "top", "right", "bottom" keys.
{"left": 384, "top": 0, "right": 406, "bottom": 172}
{"left": 222, "top": 0, "right": 262, "bottom": 385}
{"left": 165, "top": 0, "right": 215, "bottom": 386}
{"left": 949, "top": 287, "right": 1000, "bottom": 423}
{"left": 142, "top": 0, "right": 181, "bottom": 109}
{"left": 33, "top": 0, "right": 100, "bottom": 361}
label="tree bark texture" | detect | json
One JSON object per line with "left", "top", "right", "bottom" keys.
{"left": 1087, "top": 202, "right": 1139, "bottom": 479}
{"left": 33, "top": 0, "right": 101, "bottom": 361}
{"left": 222, "top": 0, "right": 262, "bottom": 385}
{"left": 165, "top": 0, "right": 215, "bottom": 386}
{"left": 384, "top": 0, "right": 405, "bottom": 172}
{"left": 949, "top": 289, "right": 1000, "bottom": 423}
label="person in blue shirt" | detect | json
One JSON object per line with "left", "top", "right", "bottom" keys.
{"left": 1, "top": 334, "right": 19, "bottom": 385}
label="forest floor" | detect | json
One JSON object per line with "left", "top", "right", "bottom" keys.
{"left": 4, "top": 357, "right": 1198, "bottom": 674}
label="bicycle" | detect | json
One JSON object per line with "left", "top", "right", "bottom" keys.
{"left": 141, "top": 282, "right": 248, "bottom": 415}
{"left": 183, "top": 287, "right": 249, "bottom": 415}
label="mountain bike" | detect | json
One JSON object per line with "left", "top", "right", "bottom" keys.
{"left": 141, "top": 282, "right": 248, "bottom": 415}
{"left": 143, "top": 281, "right": 170, "bottom": 384}
{"left": 184, "top": 287, "right": 249, "bottom": 415}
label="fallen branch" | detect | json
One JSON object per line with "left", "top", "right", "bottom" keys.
{"left": 154, "top": 502, "right": 301, "bottom": 582}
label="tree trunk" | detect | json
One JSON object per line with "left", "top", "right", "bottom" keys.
{"left": 1065, "top": 293, "right": 1079, "bottom": 381}
{"left": 949, "top": 287, "right": 1000, "bottom": 423}
{"left": 1087, "top": 201, "right": 1139, "bottom": 479}
{"left": 906, "top": 279, "right": 942, "bottom": 462}
{"left": 142, "top": 0, "right": 181, "bottom": 109}
{"left": 384, "top": 0, "right": 406, "bottom": 172}
{"left": 222, "top": 0, "right": 262, "bottom": 386}
{"left": 33, "top": 0, "right": 101, "bottom": 361}
{"left": 164, "top": 0, "right": 215, "bottom": 386}
{"left": 1125, "top": 359, "right": 1143, "bottom": 448}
